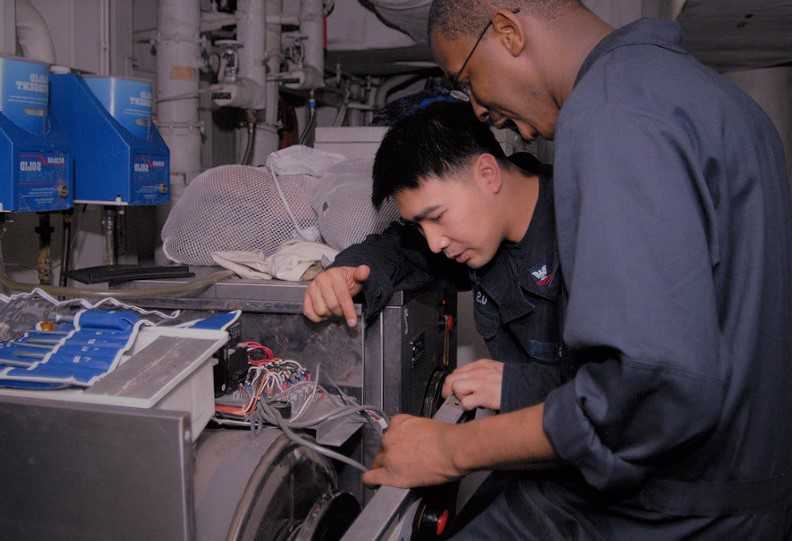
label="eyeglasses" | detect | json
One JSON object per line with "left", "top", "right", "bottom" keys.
{"left": 448, "top": 8, "right": 520, "bottom": 102}
{"left": 448, "top": 22, "right": 491, "bottom": 102}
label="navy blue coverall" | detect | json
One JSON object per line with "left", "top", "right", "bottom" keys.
{"left": 334, "top": 156, "right": 565, "bottom": 413}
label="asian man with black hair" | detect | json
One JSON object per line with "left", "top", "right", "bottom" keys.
{"left": 305, "top": 100, "right": 565, "bottom": 419}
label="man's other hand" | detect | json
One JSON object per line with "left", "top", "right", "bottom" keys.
{"left": 303, "top": 265, "right": 371, "bottom": 327}
{"left": 442, "top": 359, "right": 503, "bottom": 411}
{"left": 362, "top": 414, "right": 465, "bottom": 488}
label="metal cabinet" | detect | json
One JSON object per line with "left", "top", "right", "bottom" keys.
{"left": 126, "top": 274, "right": 457, "bottom": 502}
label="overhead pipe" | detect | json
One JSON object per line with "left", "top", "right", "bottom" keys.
{"left": 264, "top": 0, "right": 283, "bottom": 126}
{"left": 276, "top": 0, "right": 324, "bottom": 91}
{"left": 208, "top": 0, "right": 327, "bottom": 160}
{"left": 299, "top": 0, "right": 324, "bottom": 90}
{"left": 200, "top": 12, "right": 237, "bottom": 32}
{"left": 155, "top": 0, "right": 202, "bottom": 245}
{"left": 251, "top": 0, "right": 282, "bottom": 164}
{"left": 236, "top": 0, "right": 268, "bottom": 110}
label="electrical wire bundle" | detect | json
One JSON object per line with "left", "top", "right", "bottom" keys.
{"left": 213, "top": 340, "right": 389, "bottom": 472}
{"left": 214, "top": 341, "right": 311, "bottom": 419}
{"left": 250, "top": 372, "right": 389, "bottom": 473}
{"left": 254, "top": 376, "right": 389, "bottom": 435}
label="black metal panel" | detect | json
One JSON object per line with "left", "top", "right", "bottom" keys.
{"left": 0, "top": 396, "right": 194, "bottom": 541}
{"left": 381, "top": 306, "right": 403, "bottom": 416}
{"left": 241, "top": 312, "right": 365, "bottom": 391}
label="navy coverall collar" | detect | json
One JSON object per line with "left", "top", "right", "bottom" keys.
{"left": 472, "top": 174, "right": 558, "bottom": 316}
{"left": 575, "top": 18, "right": 688, "bottom": 88}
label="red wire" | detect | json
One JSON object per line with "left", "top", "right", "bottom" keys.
{"left": 239, "top": 341, "right": 274, "bottom": 359}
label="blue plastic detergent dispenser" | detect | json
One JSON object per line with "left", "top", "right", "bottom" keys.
{"left": 49, "top": 74, "right": 170, "bottom": 206}
{"left": 84, "top": 77, "right": 153, "bottom": 140}
{"left": 0, "top": 56, "right": 73, "bottom": 213}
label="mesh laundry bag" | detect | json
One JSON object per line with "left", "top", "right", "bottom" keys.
{"left": 312, "top": 159, "right": 400, "bottom": 251}
{"left": 162, "top": 165, "right": 320, "bottom": 265}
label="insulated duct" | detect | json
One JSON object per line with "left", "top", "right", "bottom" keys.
{"left": 15, "top": 0, "right": 55, "bottom": 63}
{"left": 367, "top": 0, "right": 432, "bottom": 43}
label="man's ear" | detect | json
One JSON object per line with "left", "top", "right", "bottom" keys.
{"left": 491, "top": 9, "right": 526, "bottom": 57}
{"left": 473, "top": 154, "right": 503, "bottom": 194}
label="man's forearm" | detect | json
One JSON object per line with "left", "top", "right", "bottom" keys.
{"left": 448, "top": 403, "right": 556, "bottom": 472}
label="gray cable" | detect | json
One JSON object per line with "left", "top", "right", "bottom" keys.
{"left": 256, "top": 400, "right": 369, "bottom": 473}
{"left": 274, "top": 367, "right": 389, "bottom": 430}
{"left": 287, "top": 404, "right": 387, "bottom": 430}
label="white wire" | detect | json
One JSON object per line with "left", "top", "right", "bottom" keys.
{"left": 290, "top": 363, "right": 320, "bottom": 421}
{"left": 287, "top": 404, "right": 386, "bottom": 430}
{"left": 212, "top": 416, "right": 251, "bottom": 428}
{"left": 239, "top": 362, "right": 391, "bottom": 473}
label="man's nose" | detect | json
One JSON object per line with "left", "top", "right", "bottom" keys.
{"left": 424, "top": 227, "right": 448, "bottom": 254}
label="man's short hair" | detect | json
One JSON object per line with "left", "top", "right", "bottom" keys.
{"left": 429, "top": 0, "right": 581, "bottom": 42}
{"left": 372, "top": 100, "right": 545, "bottom": 209}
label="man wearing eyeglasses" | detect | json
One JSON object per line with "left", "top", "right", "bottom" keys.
{"left": 331, "top": 1, "right": 790, "bottom": 540}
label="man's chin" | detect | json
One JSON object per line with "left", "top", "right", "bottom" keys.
{"left": 516, "top": 122, "right": 538, "bottom": 142}
{"left": 464, "top": 256, "right": 486, "bottom": 269}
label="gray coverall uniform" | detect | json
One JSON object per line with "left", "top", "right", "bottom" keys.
{"left": 340, "top": 18, "right": 792, "bottom": 536}
{"left": 458, "top": 18, "right": 792, "bottom": 540}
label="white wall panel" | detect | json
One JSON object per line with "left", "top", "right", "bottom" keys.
{"left": 134, "top": 0, "right": 158, "bottom": 31}
{"left": 29, "top": 0, "right": 131, "bottom": 75}
{"left": 112, "top": 0, "right": 134, "bottom": 76}
{"left": 30, "top": 0, "right": 97, "bottom": 70}
{"left": 0, "top": 0, "right": 15, "bottom": 54}
{"left": 131, "top": 0, "right": 158, "bottom": 79}
{"left": 73, "top": 0, "right": 102, "bottom": 71}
